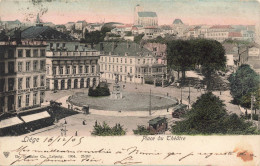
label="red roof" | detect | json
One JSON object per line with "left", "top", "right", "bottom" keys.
{"left": 210, "top": 25, "right": 233, "bottom": 29}
{"left": 228, "top": 32, "right": 242, "bottom": 37}
{"left": 131, "top": 26, "right": 138, "bottom": 30}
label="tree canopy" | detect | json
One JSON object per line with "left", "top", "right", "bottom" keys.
{"left": 167, "top": 39, "right": 226, "bottom": 89}
{"left": 228, "top": 64, "right": 259, "bottom": 108}
{"left": 171, "top": 92, "right": 259, "bottom": 135}
{"left": 82, "top": 26, "right": 112, "bottom": 44}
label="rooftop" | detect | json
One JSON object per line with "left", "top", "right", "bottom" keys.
{"left": 228, "top": 32, "right": 242, "bottom": 37}
{"left": 94, "top": 42, "right": 153, "bottom": 57}
{"left": 20, "top": 26, "right": 75, "bottom": 41}
{"left": 173, "top": 19, "right": 183, "bottom": 25}
{"left": 138, "top": 12, "right": 157, "bottom": 18}
{"left": 210, "top": 25, "right": 233, "bottom": 29}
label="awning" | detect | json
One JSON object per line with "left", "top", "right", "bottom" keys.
{"left": 0, "top": 117, "right": 24, "bottom": 129}
{"left": 21, "top": 111, "right": 51, "bottom": 123}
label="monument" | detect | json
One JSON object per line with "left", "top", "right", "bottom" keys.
{"left": 111, "top": 74, "right": 123, "bottom": 99}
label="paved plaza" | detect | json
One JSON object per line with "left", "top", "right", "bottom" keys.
{"left": 23, "top": 77, "right": 242, "bottom": 137}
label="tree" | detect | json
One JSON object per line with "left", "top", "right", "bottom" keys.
{"left": 92, "top": 122, "right": 126, "bottom": 136}
{"left": 228, "top": 64, "right": 259, "bottom": 108}
{"left": 167, "top": 40, "right": 196, "bottom": 81}
{"left": 133, "top": 125, "right": 153, "bottom": 135}
{"left": 171, "top": 92, "right": 259, "bottom": 135}
{"left": 134, "top": 34, "right": 144, "bottom": 44}
{"left": 194, "top": 39, "right": 226, "bottom": 90}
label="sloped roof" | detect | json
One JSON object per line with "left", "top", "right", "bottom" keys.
{"left": 21, "top": 26, "right": 75, "bottom": 41}
{"left": 138, "top": 12, "right": 157, "bottom": 17}
{"left": 173, "top": 19, "right": 183, "bottom": 25}
{"left": 94, "top": 42, "right": 153, "bottom": 57}
{"left": 228, "top": 32, "right": 242, "bottom": 37}
{"left": 210, "top": 25, "right": 233, "bottom": 29}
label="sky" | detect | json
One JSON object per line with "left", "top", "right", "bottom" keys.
{"left": 0, "top": 0, "right": 259, "bottom": 25}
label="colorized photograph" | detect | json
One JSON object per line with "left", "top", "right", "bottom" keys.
{"left": 0, "top": 0, "right": 259, "bottom": 138}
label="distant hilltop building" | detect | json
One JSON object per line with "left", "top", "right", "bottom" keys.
{"left": 134, "top": 4, "right": 158, "bottom": 27}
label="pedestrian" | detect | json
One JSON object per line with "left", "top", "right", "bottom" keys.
{"left": 83, "top": 120, "right": 86, "bottom": 125}
{"left": 64, "top": 119, "right": 67, "bottom": 124}
{"left": 75, "top": 131, "right": 78, "bottom": 136}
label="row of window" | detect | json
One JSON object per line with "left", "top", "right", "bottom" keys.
{"left": 101, "top": 64, "right": 133, "bottom": 73}
{"left": 17, "top": 49, "right": 46, "bottom": 58}
{"left": 101, "top": 56, "right": 133, "bottom": 64}
{"left": 0, "top": 76, "right": 45, "bottom": 92}
{"left": 51, "top": 65, "right": 96, "bottom": 75}
{"left": 0, "top": 61, "right": 15, "bottom": 74}
{"left": 17, "top": 60, "right": 45, "bottom": 72}
{"left": 0, "top": 60, "right": 45, "bottom": 74}
{"left": 17, "top": 91, "right": 45, "bottom": 108}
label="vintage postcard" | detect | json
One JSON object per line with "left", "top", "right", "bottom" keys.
{"left": 0, "top": 0, "right": 260, "bottom": 165}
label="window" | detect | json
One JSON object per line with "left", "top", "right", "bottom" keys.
{"left": 116, "top": 66, "right": 118, "bottom": 72}
{"left": 143, "top": 59, "right": 145, "bottom": 64}
{"left": 47, "top": 66, "right": 49, "bottom": 75}
{"left": 125, "top": 58, "right": 127, "bottom": 63}
{"left": 18, "top": 62, "right": 23, "bottom": 72}
{"left": 112, "top": 65, "right": 114, "bottom": 71}
{"left": 73, "top": 66, "right": 76, "bottom": 74}
{"left": 8, "top": 49, "right": 14, "bottom": 58}
{"left": 40, "top": 60, "right": 45, "bottom": 71}
{"left": 117, "top": 58, "right": 118, "bottom": 63}
{"left": 18, "top": 96, "right": 22, "bottom": 108}
{"left": 109, "top": 57, "right": 111, "bottom": 62}
{"left": 62, "top": 43, "right": 66, "bottom": 48}
{"left": 18, "top": 49, "right": 23, "bottom": 58}
{"left": 56, "top": 43, "right": 60, "bottom": 48}
{"left": 105, "top": 57, "right": 107, "bottom": 62}
{"left": 113, "top": 58, "right": 114, "bottom": 62}
{"left": 79, "top": 66, "right": 83, "bottom": 74}
{"left": 8, "top": 78, "right": 14, "bottom": 91}
{"left": 26, "top": 94, "right": 30, "bottom": 106}
{"left": 125, "top": 66, "right": 127, "bottom": 72}
{"left": 18, "top": 78, "right": 23, "bottom": 90}
{"left": 33, "top": 93, "right": 37, "bottom": 105}
{"left": 120, "top": 66, "right": 122, "bottom": 72}
{"left": 0, "top": 79, "right": 5, "bottom": 92}
{"left": 0, "top": 49, "right": 4, "bottom": 59}
{"left": 153, "top": 47, "right": 157, "bottom": 51}
{"left": 40, "top": 75, "right": 45, "bottom": 86}
{"left": 138, "top": 59, "right": 140, "bottom": 64}
{"left": 66, "top": 66, "right": 70, "bottom": 74}
{"left": 75, "top": 45, "right": 78, "bottom": 51}
{"left": 130, "top": 59, "right": 132, "bottom": 64}
{"left": 109, "top": 65, "right": 111, "bottom": 71}
{"left": 33, "top": 60, "right": 38, "bottom": 71}
{"left": 40, "top": 49, "right": 45, "bottom": 57}
{"left": 40, "top": 92, "right": 45, "bottom": 103}
{"left": 0, "top": 62, "right": 5, "bottom": 74}
{"left": 33, "top": 76, "right": 38, "bottom": 87}
{"left": 101, "top": 57, "right": 103, "bottom": 62}
{"left": 50, "top": 43, "right": 53, "bottom": 49}
{"left": 26, "top": 49, "right": 31, "bottom": 57}
{"left": 130, "top": 67, "right": 132, "bottom": 73}
{"left": 85, "top": 66, "right": 89, "bottom": 73}
{"left": 8, "top": 61, "right": 14, "bottom": 73}
{"left": 53, "top": 67, "right": 56, "bottom": 75}
{"left": 26, "top": 77, "right": 30, "bottom": 88}
{"left": 59, "top": 67, "right": 63, "bottom": 75}
{"left": 26, "top": 62, "right": 30, "bottom": 72}
{"left": 33, "top": 49, "right": 38, "bottom": 57}
{"left": 91, "top": 66, "right": 95, "bottom": 73}
{"left": 105, "top": 65, "right": 107, "bottom": 71}
{"left": 121, "top": 58, "right": 122, "bottom": 63}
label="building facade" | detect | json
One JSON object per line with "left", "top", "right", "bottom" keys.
{"left": 45, "top": 42, "right": 100, "bottom": 90}
{"left": 96, "top": 42, "right": 166, "bottom": 84}
{"left": 0, "top": 40, "right": 47, "bottom": 114}
{"left": 134, "top": 4, "right": 158, "bottom": 27}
